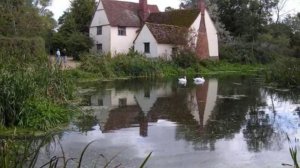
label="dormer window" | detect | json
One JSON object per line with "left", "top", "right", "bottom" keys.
{"left": 118, "top": 26, "right": 126, "bottom": 36}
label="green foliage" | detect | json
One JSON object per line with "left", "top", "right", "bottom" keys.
{"left": 52, "top": 0, "right": 96, "bottom": 58}
{"left": 266, "top": 57, "right": 300, "bottom": 87}
{"left": 0, "top": 37, "right": 45, "bottom": 59}
{"left": 219, "top": 33, "right": 294, "bottom": 64}
{"left": 77, "top": 52, "right": 263, "bottom": 82}
{"left": 66, "top": 32, "right": 93, "bottom": 60}
{"left": 0, "top": 138, "right": 152, "bottom": 168}
{"left": 0, "top": 71, "right": 36, "bottom": 127}
{"left": 0, "top": 0, "right": 56, "bottom": 38}
{"left": 19, "top": 99, "right": 69, "bottom": 130}
{"left": 287, "top": 135, "right": 300, "bottom": 168}
{"left": 0, "top": 50, "right": 74, "bottom": 130}
{"left": 80, "top": 52, "right": 172, "bottom": 78}
{"left": 213, "top": 0, "right": 277, "bottom": 39}
{"left": 171, "top": 49, "right": 198, "bottom": 68}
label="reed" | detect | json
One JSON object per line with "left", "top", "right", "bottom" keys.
{"left": 0, "top": 52, "right": 74, "bottom": 131}
{"left": 0, "top": 138, "right": 152, "bottom": 168}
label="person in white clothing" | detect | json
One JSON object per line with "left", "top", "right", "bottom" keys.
{"left": 56, "top": 49, "right": 61, "bottom": 64}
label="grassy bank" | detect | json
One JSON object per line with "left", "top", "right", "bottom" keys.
{"left": 0, "top": 50, "right": 75, "bottom": 134}
{"left": 67, "top": 52, "right": 264, "bottom": 82}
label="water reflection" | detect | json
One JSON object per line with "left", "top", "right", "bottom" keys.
{"left": 64, "top": 77, "right": 300, "bottom": 167}
{"left": 77, "top": 77, "right": 300, "bottom": 152}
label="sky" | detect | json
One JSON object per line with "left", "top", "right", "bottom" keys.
{"left": 47, "top": 0, "right": 300, "bottom": 21}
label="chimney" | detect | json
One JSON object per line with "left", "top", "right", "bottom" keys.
{"left": 198, "top": 0, "right": 205, "bottom": 14}
{"left": 195, "top": 0, "right": 209, "bottom": 59}
{"left": 139, "top": 0, "right": 148, "bottom": 23}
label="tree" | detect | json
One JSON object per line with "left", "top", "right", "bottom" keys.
{"left": 0, "top": 0, "right": 56, "bottom": 37}
{"left": 58, "top": 0, "right": 96, "bottom": 34}
{"left": 274, "top": 0, "right": 289, "bottom": 23}
{"left": 53, "top": 0, "right": 96, "bottom": 59}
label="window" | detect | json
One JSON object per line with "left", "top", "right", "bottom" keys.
{"left": 144, "top": 43, "right": 150, "bottom": 53}
{"left": 118, "top": 26, "right": 126, "bottom": 36}
{"left": 96, "top": 44, "right": 102, "bottom": 52}
{"left": 97, "top": 26, "right": 102, "bottom": 35}
{"left": 98, "top": 99, "right": 103, "bottom": 106}
{"left": 119, "top": 98, "right": 127, "bottom": 107}
{"left": 172, "top": 47, "right": 178, "bottom": 55}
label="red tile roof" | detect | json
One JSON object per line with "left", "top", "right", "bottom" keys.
{"left": 146, "top": 23, "right": 188, "bottom": 45}
{"left": 102, "top": 0, "right": 159, "bottom": 27}
{"left": 146, "top": 9, "right": 200, "bottom": 28}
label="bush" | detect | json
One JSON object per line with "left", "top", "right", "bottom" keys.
{"left": 80, "top": 52, "right": 170, "bottom": 78}
{"left": 266, "top": 57, "right": 300, "bottom": 87}
{"left": 220, "top": 34, "right": 296, "bottom": 64}
{"left": 171, "top": 49, "right": 198, "bottom": 68}
{"left": 0, "top": 37, "right": 45, "bottom": 60}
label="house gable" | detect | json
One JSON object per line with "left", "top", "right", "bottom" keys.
{"left": 134, "top": 24, "right": 158, "bottom": 57}
{"left": 90, "top": 0, "right": 109, "bottom": 27}
{"left": 101, "top": 0, "right": 159, "bottom": 27}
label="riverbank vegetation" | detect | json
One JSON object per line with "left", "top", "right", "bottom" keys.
{"left": 0, "top": 38, "right": 74, "bottom": 132}
{"left": 68, "top": 51, "right": 263, "bottom": 82}
{"left": 0, "top": 137, "right": 151, "bottom": 168}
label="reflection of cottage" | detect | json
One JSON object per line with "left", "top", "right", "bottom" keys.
{"left": 188, "top": 79, "right": 218, "bottom": 129}
{"left": 83, "top": 84, "right": 172, "bottom": 135}
{"left": 90, "top": 0, "right": 219, "bottom": 59}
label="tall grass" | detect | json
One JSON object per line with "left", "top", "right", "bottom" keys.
{"left": 0, "top": 51, "right": 74, "bottom": 131}
{"left": 78, "top": 52, "right": 263, "bottom": 81}
{"left": 287, "top": 135, "right": 300, "bottom": 168}
{"left": 80, "top": 52, "right": 175, "bottom": 78}
{"left": 0, "top": 138, "right": 152, "bottom": 168}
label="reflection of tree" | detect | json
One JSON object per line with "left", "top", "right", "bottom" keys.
{"left": 243, "top": 109, "right": 274, "bottom": 152}
{"left": 73, "top": 113, "right": 98, "bottom": 133}
{"left": 173, "top": 76, "right": 270, "bottom": 151}
{"left": 263, "top": 87, "right": 300, "bottom": 104}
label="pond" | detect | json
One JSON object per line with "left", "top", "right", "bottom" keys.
{"left": 37, "top": 76, "right": 300, "bottom": 167}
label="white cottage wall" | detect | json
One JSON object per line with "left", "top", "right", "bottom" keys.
{"left": 110, "top": 27, "right": 139, "bottom": 56}
{"left": 157, "top": 44, "right": 174, "bottom": 60}
{"left": 205, "top": 10, "right": 219, "bottom": 57}
{"left": 90, "top": 25, "right": 111, "bottom": 53}
{"left": 134, "top": 26, "right": 158, "bottom": 57}
{"left": 90, "top": 0, "right": 111, "bottom": 53}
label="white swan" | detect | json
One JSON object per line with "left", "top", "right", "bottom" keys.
{"left": 193, "top": 77, "right": 205, "bottom": 84}
{"left": 178, "top": 76, "right": 187, "bottom": 85}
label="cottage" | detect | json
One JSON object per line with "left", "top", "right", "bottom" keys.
{"left": 90, "top": 0, "right": 219, "bottom": 59}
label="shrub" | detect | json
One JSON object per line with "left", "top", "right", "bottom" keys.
{"left": 80, "top": 53, "right": 169, "bottom": 78}
{"left": 266, "top": 57, "right": 300, "bottom": 87}
{"left": 0, "top": 37, "right": 45, "bottom": 60}
{"left": 171, "top": 49, "right": 198, "bottom": 68}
